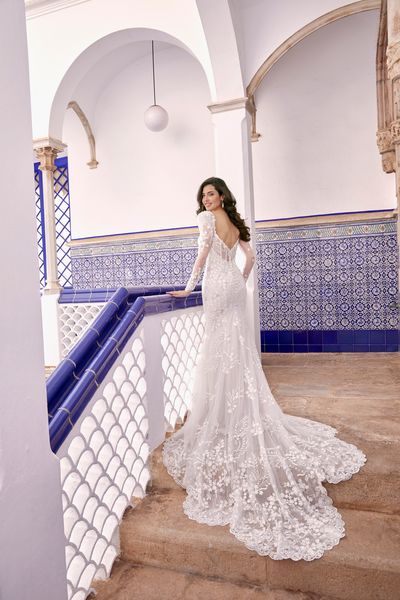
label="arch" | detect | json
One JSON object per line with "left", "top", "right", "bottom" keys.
{"left": 246, "top": 0, "right": 380, "bottom": 139}
{"left": 49, "top": 28, "right": 216, "bottom": 140}
{"left": 195, "top": 0, "right": 244, "bottom": 100}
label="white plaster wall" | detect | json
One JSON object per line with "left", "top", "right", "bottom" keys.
{"left": 0, "top": 0, "right": 67, "bottom": 598}
{"left": 230, "top": 0, "right": 371, "bottom": 84}
{"left": 252, "top": 11, "right": 396, "bottom": 220}
{"left": 26, "top": 0, "right": 215, "bottom": 139}
{"left": 63, "top": 44, "right": 214, "bottom": 238}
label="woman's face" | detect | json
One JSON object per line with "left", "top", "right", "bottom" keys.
{"left": 202, "top": 184, "right": 223, "bottom": 211}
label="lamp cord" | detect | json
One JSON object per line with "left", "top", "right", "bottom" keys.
{"left": 151, "top": 40, "right": 156, "bottom": 106}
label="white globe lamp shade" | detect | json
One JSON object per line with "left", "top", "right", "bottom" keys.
{"left": 144, "top": 104, "right": 169, "bottom": 131}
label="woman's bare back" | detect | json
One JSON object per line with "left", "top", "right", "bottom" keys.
{"left": 214, "top": 213, "right": 240, "bottom": 250}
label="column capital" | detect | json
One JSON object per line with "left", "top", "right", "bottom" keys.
{"left": 33, "top": 137, "right": 67, "bottom": 171}
{"left": 207, "top": 97, "right": 250, "bottom": 114}
{"left": 207, "top": 96, "right": 261, "bottom": 142}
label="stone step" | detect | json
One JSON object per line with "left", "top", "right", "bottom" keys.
{"left": 281, "top": 406, "right": 398, "bottom": 515}
{"left": 118, "top": 486, "right": 400, "bottom": 600}
{"left": 260, "top": 356, "right": 400, "bottom": 515}
{"left": 93, "top": 559, "right": 338, "bottom": 600}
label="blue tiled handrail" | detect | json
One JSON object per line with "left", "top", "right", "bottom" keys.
{"left": 48, "top": 286, "right": 202, "bottom": 453}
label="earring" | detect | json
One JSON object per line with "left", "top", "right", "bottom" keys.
{"left": 221, "top": 199, "right": 225, "bottom": 208}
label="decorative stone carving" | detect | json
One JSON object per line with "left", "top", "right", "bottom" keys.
{"left": 247, "top": 95, "right": 261, "bottom": 142}
{"left": 34, "top": 146, "right": 59, "bottom": 172}
{"left": 391, "top": 118, "right": 400, "bottom": 143}
{"left": 382, "top": 150, "right": 396, "bottom": 173}
{"left": 377, "top": 129, "right": 395, "bottom": 173}
{"left": 387, "top": 43, "right": 400, "bottom": 79}
{"left": 68, "top": 101, "right": 99, "bottom": 168}
{"left": 34, "top": 137, "right": 66, "bottom": 169}
{"left": 376, "top": 1, "right": 397, "bottom": 174}
{"left": 377, "top": 128, "right": 393, "bottom": 152}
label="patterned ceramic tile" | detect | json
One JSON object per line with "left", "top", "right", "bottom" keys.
{"left": 71, "top": 237, "right": 198, "bottom": 289}
{"left": 256, "top": 220, "right": 398, "bottom": 330}
{"left": 70, "top": 218, "right": 398, "bottom": 332}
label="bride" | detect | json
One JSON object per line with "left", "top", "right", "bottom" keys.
{"left": 163, "top": 177, "right": 366, "bottom": 561}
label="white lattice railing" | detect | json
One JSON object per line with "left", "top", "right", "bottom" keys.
{"left": 162, "top": 311, "right": 205, "bottom": 429}
{"left": 55, "top": 300, "right": 204, "bottom": 600}
{"left": 59, "top": 303, "right": 106, "bottom": 357}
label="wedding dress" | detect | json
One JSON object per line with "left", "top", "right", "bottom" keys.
{"left": 162, "top": 209, "right": 366, "bottom": 561}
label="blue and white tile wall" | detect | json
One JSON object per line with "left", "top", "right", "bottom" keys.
{"left": 70, "top": 216, "right": 399, "bottom": 352}
{"left": 256, "top": 219, "right": 398, "bottom": 353}
{"left": 71, "top": 236, "right": 198, "bottom": 290}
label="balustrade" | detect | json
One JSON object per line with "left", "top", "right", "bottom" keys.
{"left": 49, "top": 287, "right": 204, "bottom": 600}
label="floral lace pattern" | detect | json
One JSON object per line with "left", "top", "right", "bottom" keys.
{"left": 163, "top": 210, "right": 366, "bottom": 561}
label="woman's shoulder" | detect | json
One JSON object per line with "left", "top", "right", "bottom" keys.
{"left": 197, "top": 210, "right": 215, "bottom": 226}
{"left": 197, "top": 210, "right": 215, "bottom": 222}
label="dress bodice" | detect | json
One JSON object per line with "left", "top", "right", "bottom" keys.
{"left": 184, "top": 210, "right": 255, "bottom": 292}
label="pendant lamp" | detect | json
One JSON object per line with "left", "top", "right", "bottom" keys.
{"left": 144, "top": 40, "right": 169, "bottom": 131}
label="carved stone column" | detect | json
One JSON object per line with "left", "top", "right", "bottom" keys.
{"left": 376, "top": 0, "right": 396, "bottom": 174}
{"left": 387, "top": 0, "right": 400, "bottom": 203}
{"left": 34, "top": 138, "right": 66, "bottom": 293}
{"left": 386, "top": 0, "right": 400, "bottom": 293}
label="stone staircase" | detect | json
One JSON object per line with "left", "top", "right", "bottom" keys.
{"left": 92, "top": 354, "right": 400, "bottom": 600}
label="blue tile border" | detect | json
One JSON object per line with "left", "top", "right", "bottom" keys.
{"left": 260, "top": 329, "right": 399, "bottom": 352}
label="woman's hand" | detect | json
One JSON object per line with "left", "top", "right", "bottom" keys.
{"left": 167, "top": 290, "right": 191, "bottom": 298}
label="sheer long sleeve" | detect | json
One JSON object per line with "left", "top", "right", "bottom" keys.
{"left": 185, "top": 211, "right": 214, "bottom": 292}
{"left": 239, "top": 239, "right": 255, "bottom": 281}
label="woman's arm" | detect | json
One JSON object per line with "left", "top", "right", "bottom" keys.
{"left": 168, "top": 211, "right": 214, "bottom": 297}
{"left": 239, "top": 239, "right": 255, "bottom": 281}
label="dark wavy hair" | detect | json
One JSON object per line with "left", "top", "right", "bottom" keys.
{"left": 196, "top": 177, "right": 251, "bottom": 242}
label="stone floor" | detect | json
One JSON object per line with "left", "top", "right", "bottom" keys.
{"left": 93, "top": 353, "right": 400, "bottom": 600}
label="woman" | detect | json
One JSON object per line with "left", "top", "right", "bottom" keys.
{"left": 163, "top": 177, "right": 365, "bottom": 560}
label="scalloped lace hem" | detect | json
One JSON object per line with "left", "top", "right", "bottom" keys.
{"left": 162, "top": 434, "right": 366, "bottom": 561}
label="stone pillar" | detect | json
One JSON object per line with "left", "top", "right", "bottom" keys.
{"left": 387, "top": 0, "right": 400, "bottom": 198}
{"left": 34, "top": 138, "right": 66, "bottom": 294}
{"left": 0, "top": 0, "right": 67, "bottom": 598}
{"left": 387, "top": 0, "right": 400, "bottom": 285}
{"left": 208, "top": 98, "right": 261, "bottom": 352}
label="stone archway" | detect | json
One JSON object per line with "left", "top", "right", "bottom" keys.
{"left": 246, "top": 0, "right": 380, "bottom": 140}
{"left": 48, "top": 27, "right": 215, "bottom": 142}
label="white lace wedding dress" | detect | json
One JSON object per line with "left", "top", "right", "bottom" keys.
{"left": 162, "top": 210, "right": 366, "bottom": 561}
